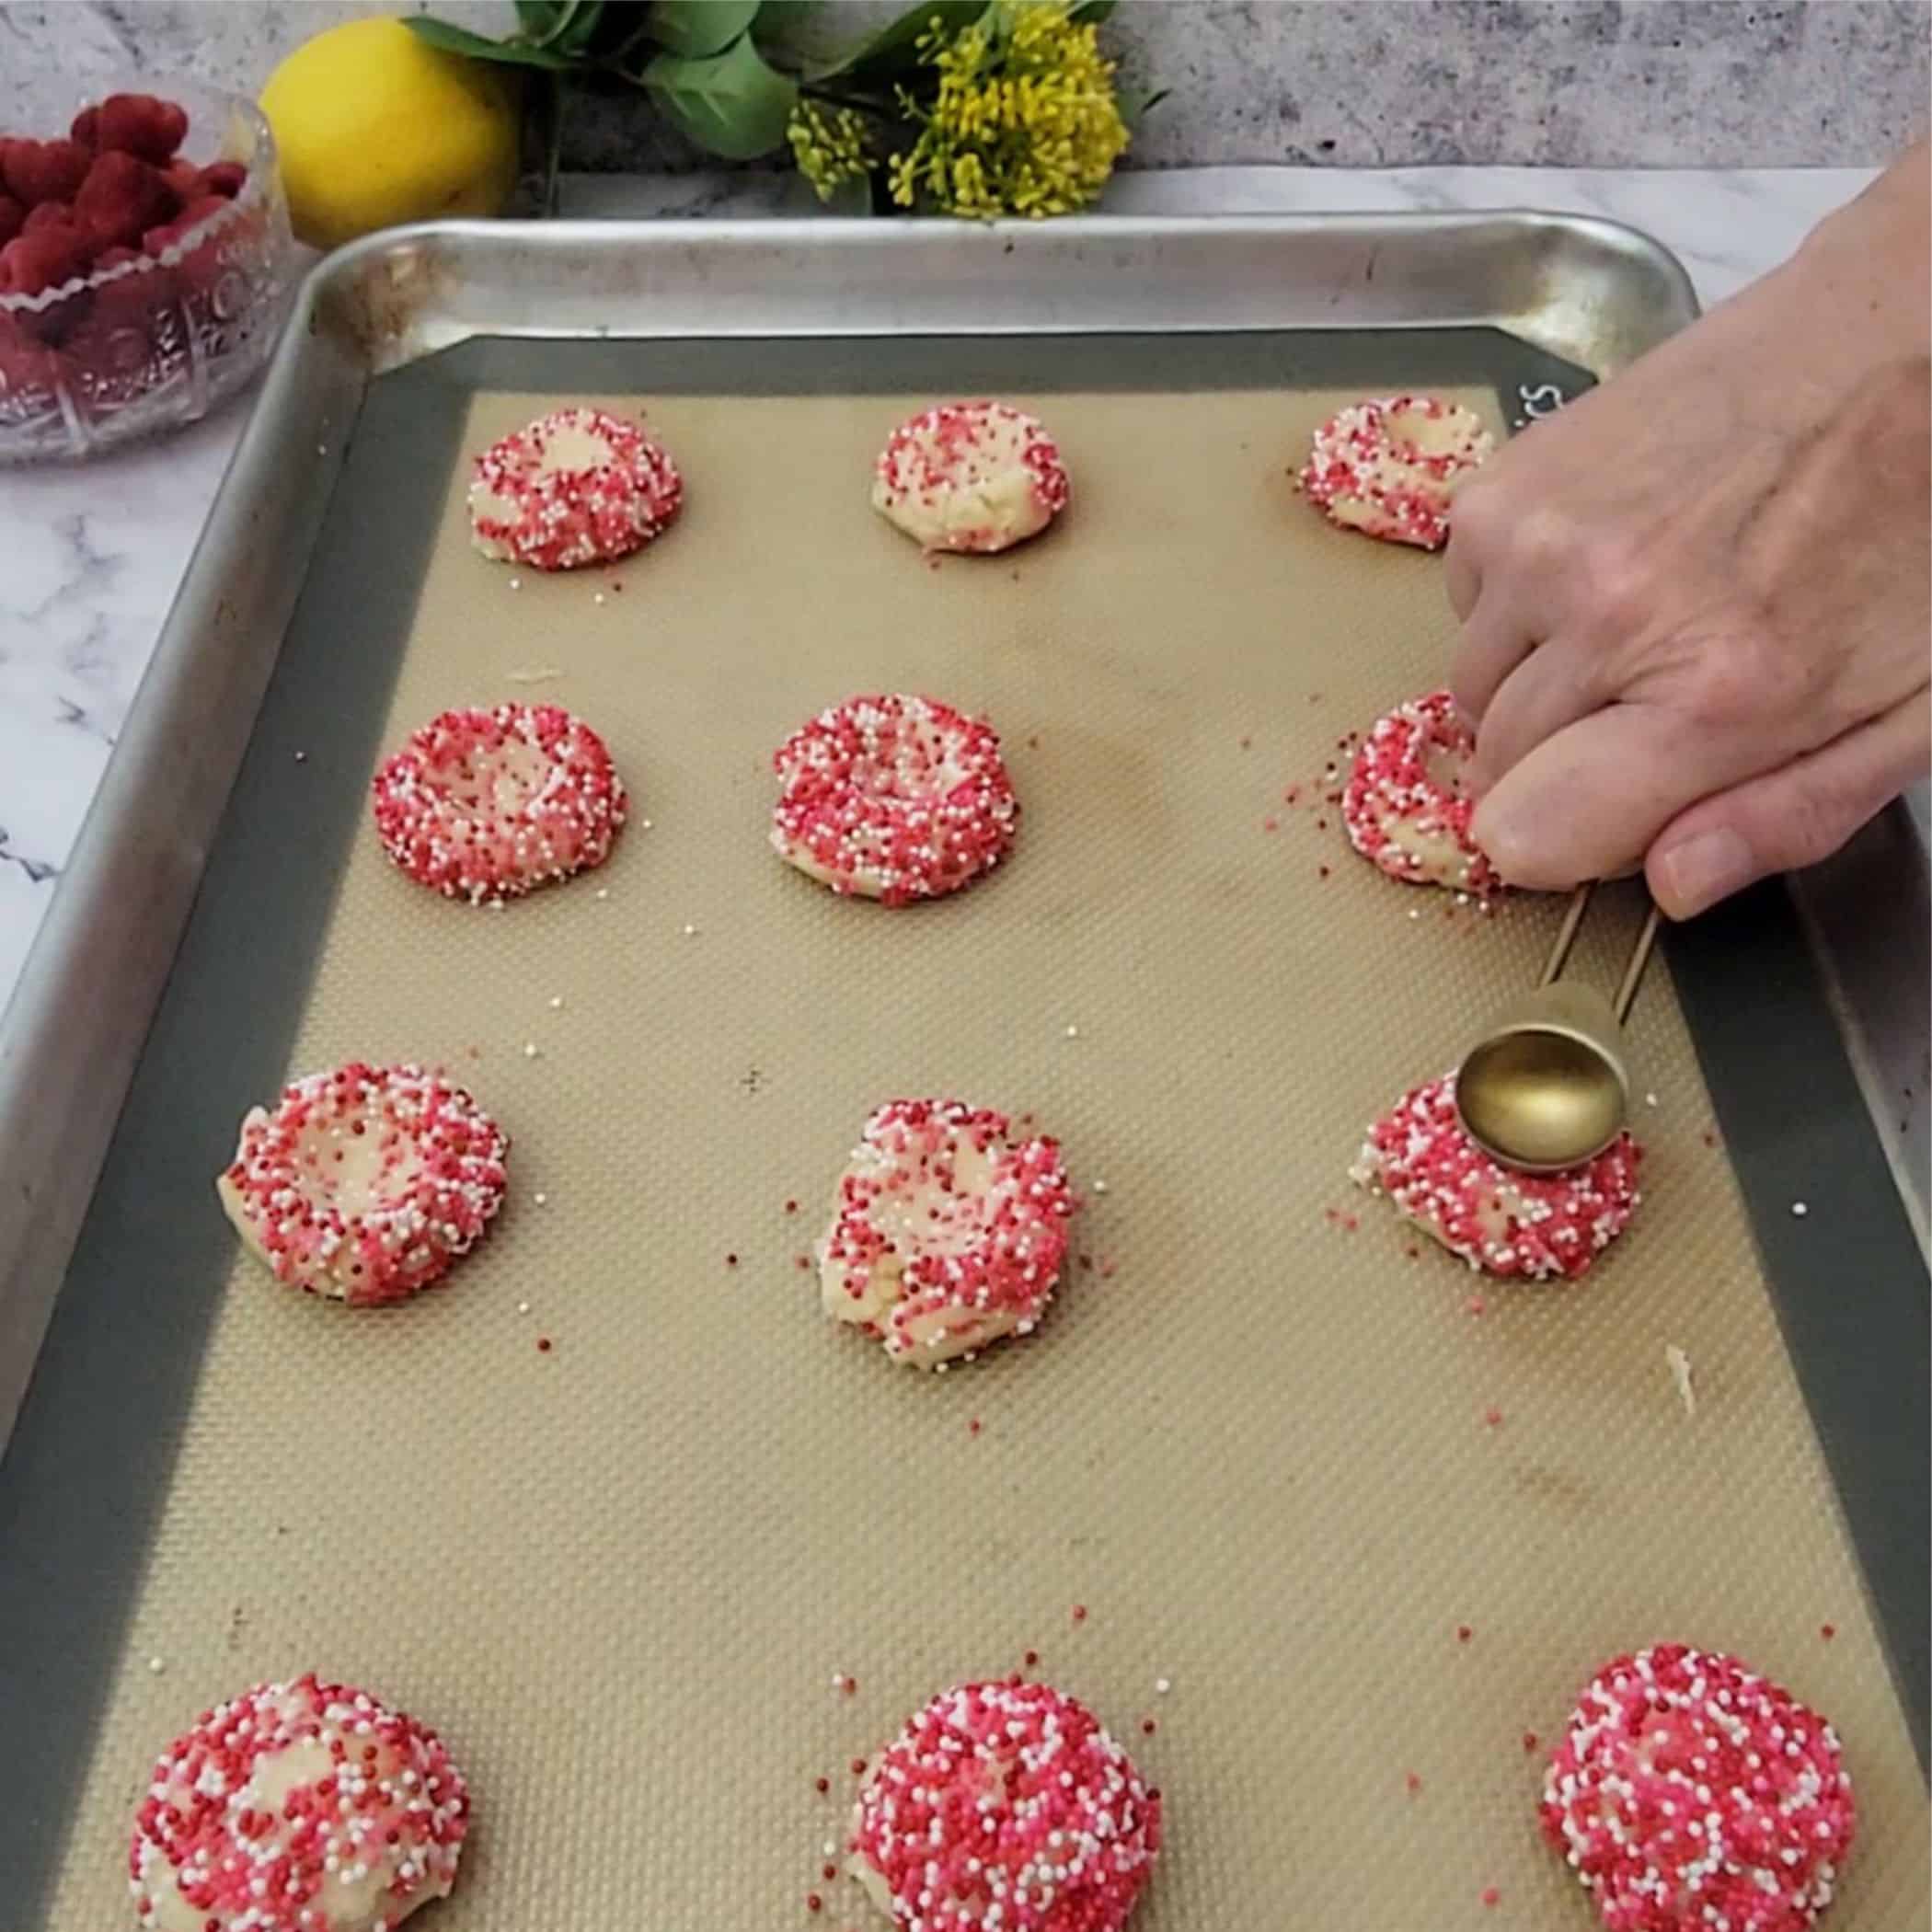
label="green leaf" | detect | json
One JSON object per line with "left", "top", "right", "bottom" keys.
{"left": 641, "top": 36, "right": 799, "bottom": 157}
{"left": 403, "top": 16, "right": 581, "bottom": 67}
{"left": 753, "top": 0, "right": 818, "bottom": 35}
{"left": 805, "top": 0, "right": 987, "bottom": 82}
{"left": 549, "top": 0, "right": 610, "bottom": 55}
{"left": 1066, "top": 0, "right": 1117, "bottom": 20}
{"left": 650, "top": 0, "right": 762, "bottom": 56}
{"left": 514, "top": 0, "right": 604, "bottom": 49}
{"left": 1118, "top": 84, "right": 1168, "bottom": 129}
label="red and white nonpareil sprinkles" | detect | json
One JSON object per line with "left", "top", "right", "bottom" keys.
{"left": 129, "top": 1673, "right": 469, "bottom": 1932}
{"left": 1298, "top": 393, "right": 1493, "bottom": 549}
{"left": 1540, "top": 1645, "right": 1856, "bottom": 1932}
{"left": 216, "top": 1062, "right": 509, "bottom": 1305}
{"left": 467, "top": 405, "right": 682, "bottom": 571}
{"left": 372, "top": 702, "right": 627, "bottom": 903}
{"left": 1342, "top": 689, "right": 1503, "bottom": 896}
{"left": 848, "top": 1680, "right": 1161, "bottom": 1932}
{"left": 771, "top": 694, "right": 1018, "bottom": 905}
{"left": 819, "top": 1099, "right": 1076, "bottom": 1368}
{"left": 1351, "top": 1071, "right": 1640, "bottom": 1281}
{"left": 872, "top": 399, "right": 1070, "bottom": 554}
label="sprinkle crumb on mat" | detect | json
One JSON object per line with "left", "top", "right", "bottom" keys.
{"left": 1665, "top": 1343, "right": 1696, "bottom": 1419}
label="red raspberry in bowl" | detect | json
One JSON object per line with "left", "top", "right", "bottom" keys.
{"left": 197, "top": 159, "right": 247, "bottom": 199}
{"left": 0, "top": 224, "right": 94, "bottom": 344}
{"left": 2, "top": 137, "right": 91, "bottom": 209}
{"left": 97, "top": 93, "right": 189, "bottom": 165}
{"left": 1, "top": 224, "right": 92, "bottom": 297}
{"left": 75, "top": 151, "right": 176, "bottom": 249}
{"left": 144, "top": 194, "right": 229, "bottom": 259}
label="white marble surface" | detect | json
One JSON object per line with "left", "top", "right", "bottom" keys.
{"left": 6, "top": 2, "right": 1927, "bottom": 169}
{"left": 0, "top": 164, "right": 1878, "bottom": 1017}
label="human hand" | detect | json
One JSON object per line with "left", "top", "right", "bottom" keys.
{"left": 1445, "top": 150, "right": 1931, "bottom": 919}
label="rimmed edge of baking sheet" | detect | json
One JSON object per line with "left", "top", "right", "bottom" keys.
{"left": 4, "top": 327, "right": 1925, "bottom": 1928}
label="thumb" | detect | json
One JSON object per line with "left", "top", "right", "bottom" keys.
{"left": 1647, "top": 696, "right": 1930, "bottom": 919}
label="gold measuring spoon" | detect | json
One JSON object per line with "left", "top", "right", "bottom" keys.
{"left": 1454, "top": 881, "right": 1662, "bottom": 1172}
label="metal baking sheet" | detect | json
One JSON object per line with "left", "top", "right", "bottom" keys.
{"left": 1, "top": 218, "right": 1926, "bottom": 1927}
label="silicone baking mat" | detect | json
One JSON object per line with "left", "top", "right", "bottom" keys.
{"left": 5, "top": 331, "right": 1926, "bottom": 1929}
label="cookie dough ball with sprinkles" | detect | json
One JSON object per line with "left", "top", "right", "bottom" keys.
{"left": 771, "top": 693, "right": 1017, "bottom": 904}
{"left": 373, "top": 702, "right": 627, "bottom": 903}
{"left": 1299, "top": 394, "right": 1493, "bottom": 549}
{"left": 129, "top": 1673, "right": 469, "bottom": 1932}
{"left": 820, "top": 1098, "right": 1076, "bottom": 1368}
{"left": 1342, "top": 689, "right": 1504, "bottom": 896}
{"left": 872, "top": 399, "right": 1069, "bottom": 554}
{"left": 1351, "top": 1070, "right": 1639, "bottom": 1280}
{"left": 1541, "top": 1644, "right": 1856, "bottom": 1932}
{"left": 848, "top": 1679, "right": 1161, "bottom": 1931}
{"left": 467, "top": 404, "right": 682, "bottom": 571}
{"left": 216, "top": 1062, "right": 509, "bottom": 1305}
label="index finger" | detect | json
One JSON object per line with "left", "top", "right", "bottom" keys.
{"left": 1443, "top": 523, "right": 1482, "bottom": 621}
{"left": 1469, "top": 703, "right": 1702, "bottom": 889}
{"left": 1448, "top": 591, "right": 1539, "bottom": 738}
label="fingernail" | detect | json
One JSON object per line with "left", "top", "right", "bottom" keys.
{"left": 1470, "top": 798, "right": 1532, "bottom": 880}
{"left": 1653, "top": 827, "right": 1754, "bottom": 916}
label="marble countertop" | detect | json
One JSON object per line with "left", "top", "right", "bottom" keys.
{"left": 0, "top": 164, "right": 1878, "bottom": 1016}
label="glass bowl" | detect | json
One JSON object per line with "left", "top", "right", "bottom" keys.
{"left": 0, "top": 80, "right": 294, "bottom": 463}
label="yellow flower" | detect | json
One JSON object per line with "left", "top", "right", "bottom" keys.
{"left": 890, "top": 1, "right": 1130, "bottom": 220}
{"left": 788, "top": 99, "right": 875, "bottom": 203}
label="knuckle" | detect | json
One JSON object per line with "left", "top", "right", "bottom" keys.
{"left": 1572, "top": 534, "right": 1652, "bottom": 635}
{"left": 1682, "top": 632, "right": 1777, "bottom": 730}
{"left": 1501, "top": 501, "right": 1578, "bottom": 572}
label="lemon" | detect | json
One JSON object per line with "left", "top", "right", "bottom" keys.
{"left": 260, "top": 17, "right": 522, "bottom": 251}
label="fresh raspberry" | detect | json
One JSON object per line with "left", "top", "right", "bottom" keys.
{"left": 21, "top": 200, "right": 75, "bottom": 236}
{"left": 143, "top": 194, "right": 228, "bottom": 259}
{"left": 70, "top": 106, "right": 99, "bottom": 149}
{"left": 0, "top": 193, "right": 21, "bottom": 246}
{"left": 0, "top": 224, "right": 94, "bottom": 341}
{"left": 97, "top": 93, "right": 189, "bottom": 165}
{"left": 75, "top": 151, "right": 177, "bottom": 249}
{"left": 1, "top": 224, "right": 92, "bottom": 297}
{"left": 197, "top": 159, "right": 247, "bottom": 199}
{"left": 2, "top": 138, "right": 91, "bottom": 209}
